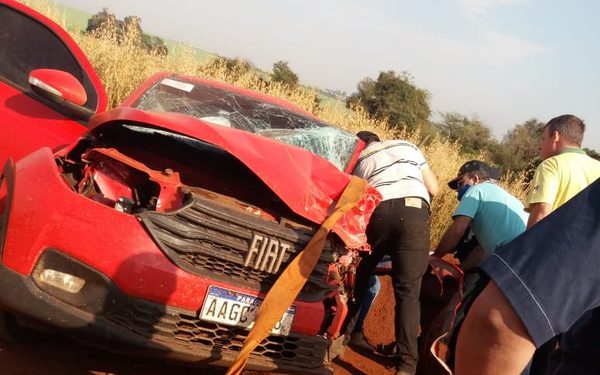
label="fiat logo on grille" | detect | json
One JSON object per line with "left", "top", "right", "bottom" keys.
{"left": 244, "top": 233, "right": 291, "bottom": 274}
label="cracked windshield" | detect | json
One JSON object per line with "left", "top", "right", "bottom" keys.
{"left": 133, "top": 77, "right": 357, "bottom": 170}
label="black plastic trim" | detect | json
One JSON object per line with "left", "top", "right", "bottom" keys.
{"left": 0, "top": 159, "right": 15, "bottom": 257}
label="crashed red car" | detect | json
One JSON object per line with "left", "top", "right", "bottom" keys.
{"left": 1, "top": 1, "right": 383, "bottom": 373}
{"left": 0, "top": 1, "right": 462, "bottom": 374}
{"left": 1, "top": 74, "right": 379, "bottom": 372}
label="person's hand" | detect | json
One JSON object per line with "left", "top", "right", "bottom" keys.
{"left": 429, "top": 250, "right": 441, "bottom": 258}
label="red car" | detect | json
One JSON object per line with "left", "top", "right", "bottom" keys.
{"left": 0, "top": 1, "right": 383, "bottom": 373}
{"left": 0, "top": 0, "right": 107, "bottom": 171}
{"left": 0, "top": 1, "right": 462, "bottom": 373}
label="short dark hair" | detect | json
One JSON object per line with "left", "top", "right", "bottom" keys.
{"left": 356, "top": 131, "right": 380, "bottom": 144}
{"left": 544, "top": 114, "right": 585, "bottom": 146}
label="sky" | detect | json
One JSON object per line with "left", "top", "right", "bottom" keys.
{"left": 57, "top": 0, "right": 600, "bottom": 150}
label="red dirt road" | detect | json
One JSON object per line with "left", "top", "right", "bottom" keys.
{"left": 0, "top": 336, "right": 397, "bottom": 375}
{"left": 331, "top": 275, "right": 398, "bottom": 375}
{"left": 0, "top": 278, "right": 400, "bottom": 375}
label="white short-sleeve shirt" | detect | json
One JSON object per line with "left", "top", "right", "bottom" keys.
{"left": 353, "top": 140, "right": 430, "bottom": 203}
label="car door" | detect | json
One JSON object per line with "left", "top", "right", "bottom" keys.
{"left": 0, "top": 0, "right": 108, "bottom": 166}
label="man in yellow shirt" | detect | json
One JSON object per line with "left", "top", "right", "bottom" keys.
{"left": 452, "top": 114, "right": 600, "bottom": 375}
{"left": 527, "top": 114, "right": 600, "bottom": 228}
{"left": 523, "top": 114, "right": 600, "bottom": 373}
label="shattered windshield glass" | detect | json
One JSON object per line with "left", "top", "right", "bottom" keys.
{"left": 132, "top": 77, "right": 357, "bottom": 170}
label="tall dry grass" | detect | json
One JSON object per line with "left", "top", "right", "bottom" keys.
{"left": 27, "top": 0, "right": 528, "bottom": 245}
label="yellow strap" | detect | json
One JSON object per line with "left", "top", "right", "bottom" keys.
{"left": 226, "top": 176, "right": 368, "bottom": 375}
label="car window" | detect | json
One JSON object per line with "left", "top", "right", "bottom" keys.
{"left": 0, "top": 4, "right": 99, "bottom": 112}
{"left": 132, "top": 77, "right": 358, "bottom": 171}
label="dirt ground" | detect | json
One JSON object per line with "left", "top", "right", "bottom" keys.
{"left": 0, "top": 336, "right": 397, "bottom": 375}
{"left": 0, "top": 277, "right": 404, "bottom": 375}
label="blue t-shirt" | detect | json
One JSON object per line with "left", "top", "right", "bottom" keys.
{"left": 453, "top": 181, "right": 528, "bottom": 256}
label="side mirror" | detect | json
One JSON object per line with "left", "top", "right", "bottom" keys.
{"left": 28, "top": 69, "right": 87, "bottom": 106}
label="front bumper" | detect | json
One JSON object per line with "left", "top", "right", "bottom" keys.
{"left": 0, "top": 149, "right": 340, "bottom": 373}
{"left": 0, "top": 248, "right": 336, "bottom": 374}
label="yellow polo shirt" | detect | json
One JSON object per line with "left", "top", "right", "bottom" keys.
{"left": 527, "top": 148, "right": 600, "bottom": 211}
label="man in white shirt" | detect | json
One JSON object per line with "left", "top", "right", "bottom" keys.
{"left": 342, "top": 131, "right": 439, "bottom": 375}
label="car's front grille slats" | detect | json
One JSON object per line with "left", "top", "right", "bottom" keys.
{"left": 138, "top": 193, "right": 335, "bottom": 302}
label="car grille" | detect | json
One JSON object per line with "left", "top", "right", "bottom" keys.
{"left": 103, "top": 296, "right": 329, "bottom": 369}
{"left": 138, "top": 193, "right": 335, "bottom": 302}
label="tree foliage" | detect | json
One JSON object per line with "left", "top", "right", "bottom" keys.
{"left": 347, "top": 71, "right": 430, "bottom": 131}
{"left": 584, "top": 148, "right": 600, "bottom": 161}
{"left": 200, "top": 55, "right": 262, "bottom": 86}
{"left": 86, "top": 8, "right": 168, "bottom": 56}
{"left": 486, "top": 118, "right": 544, "bottom": 174}
{"left": 272, "top": 60, "right": 299, "bottom": 87}
{"left": 209, "top": 56, "right": 254, "bottom": 76}
{"left": 504, "top": 118, "right": 544, "bottom": 160}
{"left": 436, "top": 112, "right": 494, "bottom": 155}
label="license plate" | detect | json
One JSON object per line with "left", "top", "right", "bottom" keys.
{"left": 200, "top": 285, "right": 296, "bottom": 336}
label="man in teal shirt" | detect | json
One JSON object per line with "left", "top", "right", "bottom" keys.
{"left": 434, "top": 160, "right": 528, "bottom": 264}
{"left": 433, "top": 160, "right": 529, "bottom": 371}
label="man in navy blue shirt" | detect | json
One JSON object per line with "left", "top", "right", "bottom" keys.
{"left": 454, "top": 178, "right": 600, "bottom": 374}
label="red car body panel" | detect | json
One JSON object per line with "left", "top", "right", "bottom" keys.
{"left": 0, "top": 0, "right": 107, "bottom": 168}
{"left": 2, "top": 148, "right": 325, "bottom": 336}
{"left": 0, "top": 0, "right": 108, "bottom": 110}
{"left": 0, "top": 84, "right": 86, "bottom": 165}
{"left": 0, "top": 1, "right": 385, "bottom": 371}
{"left": 30, "top": 69, "right": 89, "bottom": 105}
{"left": 88, "top": 107, "right": 380, "bottom": 250}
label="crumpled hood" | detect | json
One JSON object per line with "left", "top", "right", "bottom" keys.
{"left": 88, "top": 108, "right": 381, "bottom": 249}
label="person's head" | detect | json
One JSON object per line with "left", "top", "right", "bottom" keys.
{"left": 540, "top": 114, "right": 585, "bottom": 159}
{"left": 448, "top": 160, "right": 501, "bottom": 200}
{"left": 356, "top": 130, "right": 380, "bottom": 145}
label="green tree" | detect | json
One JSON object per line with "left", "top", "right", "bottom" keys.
{"left": 436, "top": 112, "right": 494, "bottom": 155}
{"left": 215, "top": 56, "right": 253, "bottom": 74}
{"left": 272, "top": 60, "right": 299, "bottom": 87}
{"left": 489, "top": 118, "right": 544, "bottom": 173}
{"left": 503, "top": 118, "right": 543, "bottom": 163}
{"left": 584, "top": 148, "right": 600, "bottom": 161}
{"left": 86, "top": 8, "right": 115, "bottom": 34}
{"left": 347, "top": 71, "right": 430, "bottom": 131}
{"left": 86, "top": 9, "right": 168, "bottom": 56}
{"left": 203, "top": 56, "right": 255, "bottom": 82}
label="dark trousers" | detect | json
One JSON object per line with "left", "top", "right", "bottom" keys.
{"left": 342, "top": 197, "right": 430, "bottom": 373}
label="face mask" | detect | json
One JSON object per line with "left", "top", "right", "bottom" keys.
{"left": 457, "top": 184, "right": 471, "bottom": 201}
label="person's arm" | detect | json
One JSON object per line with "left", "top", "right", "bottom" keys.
{"left": 422, "top": 166, "right": 439, "bottom": 199}
{"left": 455, "top": 281, "right": 536, "bottom": 375}
{"left": 433, "top": 215, "right": 472, "bottom": 257}
{"left": 527, "top": 202, "right": 552, "bottom": 229}
{"left": 525, "top": 159, "right": 557, "bottom": 225}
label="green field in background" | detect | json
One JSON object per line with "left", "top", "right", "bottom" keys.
{"left": 40, "top": 0, "right": 213, "bottom": 63}
{"left": 33, "top": 0, "right": 345, "bottom": 103}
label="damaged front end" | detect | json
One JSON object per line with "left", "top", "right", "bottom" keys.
{"left": 52, "top": 112, "right": 378, "bottom": 344}
{"left": 0, "top": 73, "right": 381, "bottom": 372}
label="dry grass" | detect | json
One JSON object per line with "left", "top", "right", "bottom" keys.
{"left": 27, "top": 0, "right": 528, "bottom": 245}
